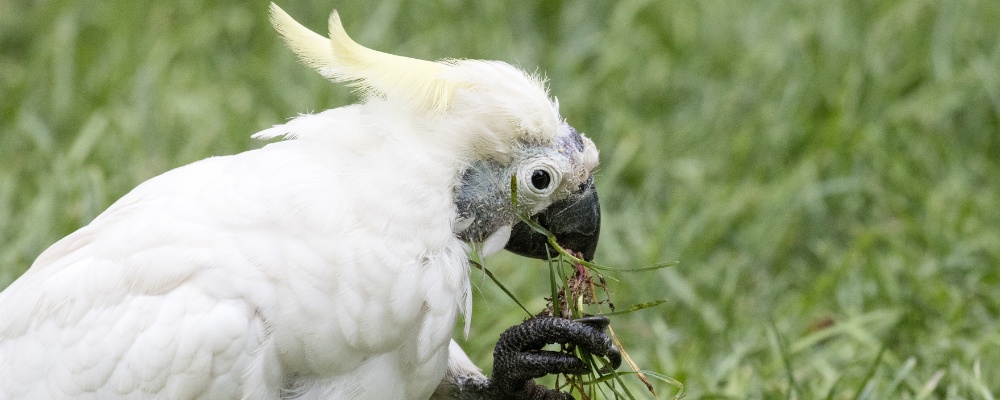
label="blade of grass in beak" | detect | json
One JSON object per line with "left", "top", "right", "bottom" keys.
{"left": 548, "top": 258, "right": 560, "bottom": 317}
{"left": 509, "top": 174, "right": 518, "bottom": 208}
{"left": 516, "top": 212, "right": 676, "bottom": 274}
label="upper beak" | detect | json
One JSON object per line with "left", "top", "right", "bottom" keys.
{"left": 504, "top": 177, "right": 601, "bottom": 261}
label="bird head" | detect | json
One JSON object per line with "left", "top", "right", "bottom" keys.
{"left": 269, "top": 4, "right": 601, "bottom": 260}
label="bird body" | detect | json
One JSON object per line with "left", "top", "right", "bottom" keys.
{"left": 0, "top": 4, "right": 602, "bottom": 399}
{"left": 1, "top": 105, "right": 470, "bottom": 398}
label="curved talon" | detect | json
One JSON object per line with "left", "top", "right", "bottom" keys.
{"left": 606, "top": 344, "right": 622, "bottom": 369}
{"left": 574, "top": 315, "right": 611, "bottom": 329}
{"left": 596, "top": 344, "right": 622, "bottom": 374}
{"left": 573, "top": 315, "right": 620, "bottom": 370}
{"left": 479, "top": 315, "right": 622, "bottom": 399}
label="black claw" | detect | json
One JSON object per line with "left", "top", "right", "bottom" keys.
{"left": 606, "top": 344, "right": 622, "bottom": 369}
{"left": 574, "top": 315, "right": 620, "bottom": 370}
{"left": 475, "top": 316, "right": 621, "bottom": 399}
{"left": 574, "top": 315, "right": 611, "bottom": 329}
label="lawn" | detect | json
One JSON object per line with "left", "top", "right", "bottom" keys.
{"left": 2, "top": 0, "right": 999, "bottom": 398}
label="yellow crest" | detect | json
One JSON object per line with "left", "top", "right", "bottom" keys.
{"left": 269, "top": 3, "right": 462, "bottom": 113}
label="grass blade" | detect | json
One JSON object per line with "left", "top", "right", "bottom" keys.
{"left": 469, "top": 259, "right": 531, "bottom": 316}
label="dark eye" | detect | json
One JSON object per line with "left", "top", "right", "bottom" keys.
{"left": 531, "top": 169, "right": 551, "bottom": 190}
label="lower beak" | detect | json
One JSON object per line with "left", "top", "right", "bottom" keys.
{"left": 504, "top": 178, "right": 601, "bottom": 261}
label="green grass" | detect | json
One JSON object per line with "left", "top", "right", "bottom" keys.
{"left": 2, "top": 0, "right": 999, "bottom": 398}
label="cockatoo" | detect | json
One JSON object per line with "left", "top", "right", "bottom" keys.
{"left": 0, "top": 4, "right": 618, "bottom": 399}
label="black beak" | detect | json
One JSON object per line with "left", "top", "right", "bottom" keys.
{"left": 504, "top": 177, "right": 601, "bottom": 261}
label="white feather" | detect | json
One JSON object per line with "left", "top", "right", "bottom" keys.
{"left": 0, "top": 105, "right": 471, "bottom": 398}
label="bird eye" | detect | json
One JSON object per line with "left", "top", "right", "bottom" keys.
{"left": 531, "top": 169, "right": 551, "bottom": 190}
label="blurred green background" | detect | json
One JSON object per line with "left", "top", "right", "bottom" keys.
{"left": 2, "top": 0, "right": 999, "bottom": 398}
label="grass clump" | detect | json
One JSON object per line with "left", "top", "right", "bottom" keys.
{"left": 469, "top": 178, "right": 683, "bottom": 399}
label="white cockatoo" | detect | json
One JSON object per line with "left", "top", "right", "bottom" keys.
{"left": 0, "top": 4, "right": 618, "bottom": 399}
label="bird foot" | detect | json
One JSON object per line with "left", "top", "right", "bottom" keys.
{"left": 463, "top": 315, "right": 621, "bottom": 399}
